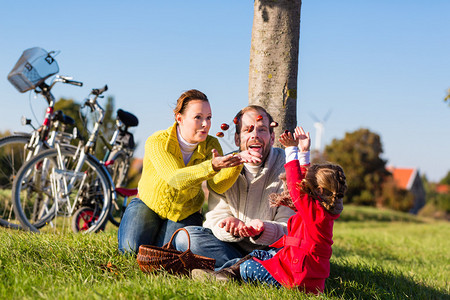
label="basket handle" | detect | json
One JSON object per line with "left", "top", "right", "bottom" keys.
{"left": 165, "top": 228, "right": 191, "bottom": 250}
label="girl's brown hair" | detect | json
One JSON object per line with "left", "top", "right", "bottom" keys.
{"left": 173, "top": 89, "right": 209, "bottom": 118}
{"left": 300, "top": 163, "right": 347, "bottom": 214}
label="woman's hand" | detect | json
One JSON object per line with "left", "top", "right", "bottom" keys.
{"left": 218, "top": 217, "right": 245, "bottom": 237}
{"left": 294, "top": 126, "right": 311, "bottom": 152}
{"left": 211, "top": 149, "right": 243, "bottom": 171}
{"left": 211, "top": 149, "right": 262, "bottom": 171}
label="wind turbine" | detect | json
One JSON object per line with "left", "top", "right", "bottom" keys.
{"left": 309, "top": 110, "right": 332, "bottom": 154}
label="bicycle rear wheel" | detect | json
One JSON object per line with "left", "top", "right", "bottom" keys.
{"left": 106, "top": 149, "right": 131, "bottom": 227}
{"left": 0, "top": 134, "right": 38, "bottom": 229}
{"left": 12, "top": 145, "right": 112, "bottom": 233}
{"left": 108, "top": 149, "right": 131, "bottom": 188}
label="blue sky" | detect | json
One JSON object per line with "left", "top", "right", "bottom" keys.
{"left": 1, "top": 1, "right": 449, "bottom": 182}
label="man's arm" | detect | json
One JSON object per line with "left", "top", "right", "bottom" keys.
{"left": 203, "top": 188, "right": 245, "bottom": 242}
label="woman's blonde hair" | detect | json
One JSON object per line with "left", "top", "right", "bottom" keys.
{"left": 300, "top": 163, "right": 347, "bottom": 214}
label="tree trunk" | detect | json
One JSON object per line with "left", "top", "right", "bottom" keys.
{"left": 249, "top": 0, "right": 302, "bottom": 147}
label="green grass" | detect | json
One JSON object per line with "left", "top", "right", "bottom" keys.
{"left": 0, "top": 206, "right": 448, "bottom": 300}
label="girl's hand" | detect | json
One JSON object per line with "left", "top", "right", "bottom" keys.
{"left": 294, "top": 126, "right": 311, "bottom": 152}
{"left": 279, "top": 130, "right": 298, "bottom": 147}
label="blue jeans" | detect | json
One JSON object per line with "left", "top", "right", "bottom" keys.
{"left": 117, "top": 198, "right": 203, "bottom": 254}
{"left": 241, "top": 250, "right": 281, "bottom": 287}
{"left": 171, "top": 225, "right": 247, "bottom": 268}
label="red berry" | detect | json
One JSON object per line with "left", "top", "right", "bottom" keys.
{"left": 284, "top": 130, "right": 289, "bottom": 134}
{"left": 270, "top": 121, "right": 278, "bottom": 127}
{"left": 216, "top": 132, "right": 224, "bottom": 137}
{"left": 256, "top": 115, "right": 263, "bottom": 121}
{"left": 233, "top": 117, "right": 239, "bottom": 125}
{"left": 220, "top": 123, "right": 229, "bottom": 131}
{"left": 248, "top": 125, "right": 255, "bottom": 133}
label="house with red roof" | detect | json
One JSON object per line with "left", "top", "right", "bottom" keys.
{"left": 436, "top": 184, "right": 450, "bottom": 194}
{"left": 386, "top": 167, "right": 426, "bottom": 214}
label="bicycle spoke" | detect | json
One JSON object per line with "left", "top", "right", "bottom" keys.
{"left": 12, "top": 146, "right": 111, "bottom": 233}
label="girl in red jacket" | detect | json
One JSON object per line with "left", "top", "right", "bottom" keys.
{"left": 192, "top": 126, "right": 347, "bottom": 294}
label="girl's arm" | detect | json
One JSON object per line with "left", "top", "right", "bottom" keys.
{"left": 282, "top": 126, "right": 312, "bottom": 212}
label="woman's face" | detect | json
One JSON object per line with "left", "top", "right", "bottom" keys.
{"left": 176, "top": 100, "right": 212, "bottom": 144}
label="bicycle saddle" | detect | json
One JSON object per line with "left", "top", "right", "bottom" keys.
{"left": 53, "top": 110, "right": 75, "bottom": 125}
{"left": 117, "top": 109, "right": 139, "bottom": 128}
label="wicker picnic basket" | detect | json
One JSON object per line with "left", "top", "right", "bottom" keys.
{"left": 137, "top": 228, "right": 215, "bottom": 275}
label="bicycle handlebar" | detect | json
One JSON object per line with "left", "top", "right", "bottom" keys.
{"left": 92, "top": 85, "right": 108, "bottom": 96}
{"left": 46, "top": 75, "right": 83, "bottom": 92}
{"left": 63, "top": 78, "right": 83, "bottom": 87}
{"left": 83, "top": 85, "right": 108, "bottom": 112}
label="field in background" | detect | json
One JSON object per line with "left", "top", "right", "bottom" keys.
{"left": 0, "top": 205, "right": 448, "bottom": 300}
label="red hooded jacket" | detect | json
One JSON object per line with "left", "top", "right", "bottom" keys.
{"left": 255, "top": 160, "right": 339, "bottom": 294}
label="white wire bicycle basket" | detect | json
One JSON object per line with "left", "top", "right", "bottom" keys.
{"left": 7, "top": 47, "right": 59, "bottom": 93}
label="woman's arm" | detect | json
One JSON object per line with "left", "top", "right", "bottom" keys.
{"left": 146, "top": 135, "right": 218, "bottom": 191}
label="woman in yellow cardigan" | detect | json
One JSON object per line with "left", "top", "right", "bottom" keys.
{"left": 118, "top": 89, "right": 261, "bottom": 254}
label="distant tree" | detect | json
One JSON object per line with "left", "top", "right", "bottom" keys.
{"left": 377, "top": 175, "right": 414, "bottom": 212}
{"left": 421, "top": 176, "right": 450, "bottom": 218}
{"left": 323, "top": 128, "right": 389, "bottom": 206}
{"left": 0, "top": 130, "right": 13, "bottom": 138}
{"left": 439, "top": 171, "right": 450, "bottom": 185}
{"left": 445, "top": 88, "right": 450, "bottom": 106}
{"left": 248, "top": 0, "right": 301, "bottom": 147}
{"left": 54, "top": 97, "right": 83, "bottom": 134}
{"left": 54, "top": 96, "right": 117, "bottom": 158}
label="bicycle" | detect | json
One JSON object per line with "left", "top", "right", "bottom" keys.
{"left": 0, "top": 48, "right": 82, "bottom": 228}
{"left": 12, "top": 85, "right": 138, "bottom": 233}
{"left": 73, "top": 105, "right": 139, "bottom": 231}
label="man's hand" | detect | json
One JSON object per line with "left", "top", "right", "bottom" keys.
{"left": 238, "top": 219, "right": 265, "bottom": 238}
{"left": 237, "top": 149, "right": 262, "bottom": 164}
{"left": 218, "top": 217, "right": 246, "bottom": 236}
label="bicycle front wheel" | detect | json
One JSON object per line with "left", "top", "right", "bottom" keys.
{"left": 12, "top": 145, "right": 112, "bottom": 233}
{"left": 0, "top": 134, "right": 36, "bottom": 229}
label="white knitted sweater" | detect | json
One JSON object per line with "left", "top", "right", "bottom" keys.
{"left": 204, "top": 148, "right": 295, "bottom": 252}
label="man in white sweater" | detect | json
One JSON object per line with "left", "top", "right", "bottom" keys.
{"left": 173, "top": 105, "right": 295, "bottom": 267}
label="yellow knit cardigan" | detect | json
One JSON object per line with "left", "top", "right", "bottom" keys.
{"left": 138, "top": 122, "right": 243, "bottom": 221}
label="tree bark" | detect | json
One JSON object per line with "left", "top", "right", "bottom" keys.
{"left": 249, "top": 0, "right": 301, "bottom": 147}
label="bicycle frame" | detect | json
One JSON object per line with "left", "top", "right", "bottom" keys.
{"left": 49, "top": 86, "right": 118, "bottom": 216}
{"left": 13, "top": 76, "right": 82, "bottom": 163}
